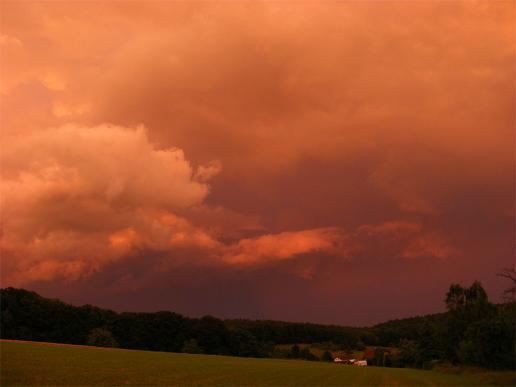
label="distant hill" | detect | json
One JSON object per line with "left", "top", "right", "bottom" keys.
{"left": 1, "top": 287, "right": 513, "bottom": 369}
{"left": 0, "top": 287, "right": 439, "bottom": 349}
{"left": 0, "top": 287, "right": 372, "bottom": 354}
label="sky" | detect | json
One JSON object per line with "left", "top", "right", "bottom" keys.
{"left": 0, "top": 1, "right": 514, "bottom": 326}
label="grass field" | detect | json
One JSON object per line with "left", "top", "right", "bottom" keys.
{"left": 1, "top": 340, "right": 513, "bottom": 386}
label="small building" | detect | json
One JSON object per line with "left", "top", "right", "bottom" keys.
{"left": 334, "top": 357, "right": 358, "bottom": 365}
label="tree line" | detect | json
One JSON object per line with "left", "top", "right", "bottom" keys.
{"left": 0, "top": 287, "right": 364, "bottom": 358}
{"left": 367, "top": 281, "right": 514, "bottom": 369}
{"left": 1, "top": 279, "right": 513, "bottom": 369}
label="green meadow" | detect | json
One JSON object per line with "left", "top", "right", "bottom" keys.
{"left": 1, "top": 340, "right": 513, "bottom": 386}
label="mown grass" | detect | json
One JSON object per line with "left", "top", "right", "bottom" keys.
{"left": 1, "top": 340, "right": 513, "bottom": 386}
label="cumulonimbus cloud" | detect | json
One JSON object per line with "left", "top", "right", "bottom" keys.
{"left": 0, "top": 122, "right": 454, "bottom": 287}
{"left": 2, "top": 124, "right": 211, "bottom": 210}
{"left": 0, "top": 123, "right": 221, "bottom": 284}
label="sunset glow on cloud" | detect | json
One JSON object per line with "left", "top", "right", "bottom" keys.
{"left": 0, "top": 1, "right": 513, "bottom": 325}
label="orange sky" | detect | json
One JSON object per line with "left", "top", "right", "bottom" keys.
{"left": 0, "top": 1, "right": 514, "bottom": 325}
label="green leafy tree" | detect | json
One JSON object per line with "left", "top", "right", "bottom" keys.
{"left": 445, "top": 283, "right": 466, "bottom": 310}
{"left": 457, "top": 304, "right": 515, "bottom": 368}
{"left": 195, "top": 316, "right": 231, "bottom": 355}
{"left": 182, "top": 339, "right": 202, "bottom": 354}
{"left": 322, "top": 350, "right": 333, "bottom": 362}
{"left": 397, "top": 339, "right": 419, "bottom": 368}
{"left": 288, "top": 344, "right": 301, "bottom": 358}
{"left": 300, "top": 346, "right": 318, "bottom": 361}
{"left": 444, "top": 281, "right": 496, "bottom": 364}
{"left": 373, "top": 348, "right": 386, "bottom": 367}
{"left": 416, "top": 321, "right": 442, "bottom": 364}
{"left": 229, "top": 328, "right": 264, "bottom": 357}
{"left": 87, "top": 328, "right": 118, "bottom": 347}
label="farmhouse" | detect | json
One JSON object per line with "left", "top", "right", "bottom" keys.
{"left": 333, "top": 357, "right": 366, "bottom": 366}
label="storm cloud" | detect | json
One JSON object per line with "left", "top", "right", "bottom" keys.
{"left": 0, "top": 1, "right": 513, "bottom": 325}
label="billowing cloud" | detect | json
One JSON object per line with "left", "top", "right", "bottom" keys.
{"left": 2, "top": 124, "right": 210, "bottom": 210}
{"left": 0, "top": 124, "right": 221, "bottom": 284}
{"left": 222, "top": 228, "right": 346, "bottom": 265}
